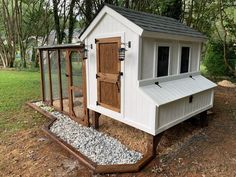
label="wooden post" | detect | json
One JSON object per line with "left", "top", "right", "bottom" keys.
{"left": 39, "top": 50, "right": 45, "bottom": 101}
{"left": 57, "top": 49, "right": 63, "bottom": 111}
{"left": 92, "top": 111, "right": 101, "bottom": 129}
{"left": 200, "top": 110, "right": 208, "bottom": 127}
{"left": 66, "top": 50, "right": 74, "bottom": 117}
{"left": 47, "top": 50, "right": 53, "bottom": 106}
{"left": 146, "top": 133, "right": 163, "bottom": 156}
{"left": 82, "top": 48, "right": 90, "bottom": 127}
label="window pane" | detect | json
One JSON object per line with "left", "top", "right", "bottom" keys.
{"left": 157, "top": 46, "right": 169, "bottom": 77}
{"left": 180, "top": 47, "right": 190, "bottom": 73}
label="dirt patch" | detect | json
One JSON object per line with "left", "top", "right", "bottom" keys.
{"left": 218, "top": 80, "right": 236, "bottom": 88}
{"left": 0, "top": 86, "right": 236, "bottom": 176}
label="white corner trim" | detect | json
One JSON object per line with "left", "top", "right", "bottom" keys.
{"left": 197, "top": 43, "right": 202, "bottom": 72}
{"left": 80, "top": 6, "right": 143, "bottom": 41}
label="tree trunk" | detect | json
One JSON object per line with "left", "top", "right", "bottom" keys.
{"left": 68, "top": 0, "right": 76, "bottom": 43}
{"left": 52, "top": 0, "right": 62, "bottom": 44}
{"left": 85, "top": 0, "right": 93, "bottom": 25}
{"left": 0, "top": 53, "right": 6, "bottom": 68}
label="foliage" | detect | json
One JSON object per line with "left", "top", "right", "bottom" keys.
{"left": 0, "top": 0, "right": 54, "bottom": 68}
{"left": 203, "top": 40, "right": 236, "bottom": 76}
{"left": 0, "top": 0, "right": 235, "bottom": 76}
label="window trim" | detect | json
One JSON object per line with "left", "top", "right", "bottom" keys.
{"left": 154, "top": 42, "right": 172, "bottom": 78}
{"left": 178, "top": 44, "right": 192, "bottom": 74}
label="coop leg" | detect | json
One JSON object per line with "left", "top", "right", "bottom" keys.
{"left": 83, "top": 108, "right": 90, "bottom": 127}
{"left": 92, "top": 111, "right": 101, "bottom": 130}
{"left": 200, "top": 110, "right": 208, "bottom": 127}
{"left": 146, "top": 133, "right": 163, "bottom": 156}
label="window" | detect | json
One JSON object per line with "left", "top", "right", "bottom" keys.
{"left": 180, "top": 47, "right": 190, "bottom": 73}
{"left": 157, "top": 46, "right": 169, "bottom": 77}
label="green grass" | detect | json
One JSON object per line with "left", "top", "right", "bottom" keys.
{"left": 0, "top": 70, "right": 46, "bottom": 138}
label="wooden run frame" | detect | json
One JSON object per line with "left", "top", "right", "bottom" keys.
{"left": 38, "top": 44, "right": 89, "bottom": 126}
{"left": 27, "top": 101, "right": 163, "bottom": 174}
{"left": 29, "top": 43, "right": 167, "bottom": 174}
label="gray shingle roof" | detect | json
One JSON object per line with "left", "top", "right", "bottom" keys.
{"left": 106, "top": 4, "right": 206, "bottom": 39}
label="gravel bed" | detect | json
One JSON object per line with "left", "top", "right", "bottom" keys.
{"left": 34, "top": 101, "right": 143, "bottom": 165}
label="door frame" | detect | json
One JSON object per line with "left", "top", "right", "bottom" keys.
{"left": 65, "top": 49, "right": 88, "bottom": 122}
{"left": 96, "top": 37, "right": 121, "bottom": 113}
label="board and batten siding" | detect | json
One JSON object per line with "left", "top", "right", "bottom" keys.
{"left": 85, "top": 13, "right": 156, "bottom": 134}
{"left": 156, "top": 89, "right": 214, "bottom": 134}
{"left": 140, "top": 37, "right": 201, "bottom": 80}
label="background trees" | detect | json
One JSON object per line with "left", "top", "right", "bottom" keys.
{"left": 0, "top": 0, "right": 235, "bottom": 77}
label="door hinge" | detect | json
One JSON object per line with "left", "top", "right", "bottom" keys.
{"left": 95, "top": 39, "right": 98, "bottom": 43}
{"left": 96, "top": 74, "right": 99, "bottom": 79}
{"left": 119, "top": 72, "right": 123, "bottom": 76}
{"left": 96, "top": 101, "right": 99, "bottom": 106}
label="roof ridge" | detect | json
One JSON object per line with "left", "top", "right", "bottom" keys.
{"left": 105, "top": 3, "right": 179, "bottom": 22}
{"left": 105, "top": 3, "right": 206, "bottom": 39}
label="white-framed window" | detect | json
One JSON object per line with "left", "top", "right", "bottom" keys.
{"left": 178, "top": 45, "right": 192, "bottom": 74}
{"left": 155, "top": 43, "right": 172, "bottom": 77}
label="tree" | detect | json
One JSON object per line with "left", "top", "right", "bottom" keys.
{"left": 52, "top": 0, "right": 80, "bottom": 44}
{"left": 216, "top": 0, "right": 236, "bottom": 76}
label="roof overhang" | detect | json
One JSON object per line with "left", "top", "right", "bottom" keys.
{"left": 142, "top": 30, "right": 207, "bottom": 42}
{"left": 139, "top": 74, "right": 216, "bottom": 106}
{"left": 80, "top": 5, "right": 143, "bottom": 41}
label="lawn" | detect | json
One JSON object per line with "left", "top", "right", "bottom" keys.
{"left": 0, "top": 70, "right": 46, "bottom": 138}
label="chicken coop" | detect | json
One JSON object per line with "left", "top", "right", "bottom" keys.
{"left": 30, "top": 4, "right": 217, "bottom": 174}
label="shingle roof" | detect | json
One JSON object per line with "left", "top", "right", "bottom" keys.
{"left": 106, "top": 4, "right": 206, "bottom": 39}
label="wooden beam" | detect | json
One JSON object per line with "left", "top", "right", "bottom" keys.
{"left": 92, "top": 111, "right": 101, "bottom": 129}
{"left": 39, "top": 50, "right": 45, "bottom": 101}
{"left": 57, "top": 49, "right": 63, "bottom": 111}
{"left": 47, "top": 50, "right": 53, "bottom": 106}
{"left": 200, "top": 110, "right": 208, "bottom": 127}
{"left": 66, "top": 50, "right": 74, "bottom": 116}
{"left": 146, "top": 133, "right": 163, "bottom": 156}
{"left": 82, "top": 54, "right": 89, "bottom": 127}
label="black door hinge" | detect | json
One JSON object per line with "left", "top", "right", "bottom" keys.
{"left": 95, "top": 39, "right": 98, "bottom": 43}
{"left": 96, "top": 101, "right": 99, "bottom": 106}
{"left": 96, "top": 74, "right": 99, "bottom": 79}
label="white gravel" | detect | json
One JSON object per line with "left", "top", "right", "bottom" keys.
{"left": 34, "top": 101, "right": 143, "bottom": 165}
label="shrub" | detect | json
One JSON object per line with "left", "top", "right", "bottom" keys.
{"left": 203, "top": 40, "right": 236, "bottom": 76}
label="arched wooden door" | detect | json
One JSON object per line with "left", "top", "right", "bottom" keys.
{"left": 96, "top": 37, "right": 121, "bottom": 113}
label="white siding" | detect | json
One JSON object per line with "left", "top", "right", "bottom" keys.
{"left": 190, "top": 43, "right": 201, "bottom": 72}
{"left": 141, "top": 38, "right": 155, "bottom": 79}
{"left": 170, "top": 41, "right": 179, "bottom": 75}
{"left": 140, "top": 38, "right": 202, "bottom": 80}
{"left": 157, "top": 89, "right": 214, "bottom": 132}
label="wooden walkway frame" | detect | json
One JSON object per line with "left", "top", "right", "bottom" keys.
{"left": 27, "top": 102, "right": 163, "bottom": 174}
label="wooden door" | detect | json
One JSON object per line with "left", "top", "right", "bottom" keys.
{"left": 96, "top": 37, "right": 121, "bottom": 112}
{"left": 65, "top": 49, "right": 88, "bottom": 124}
